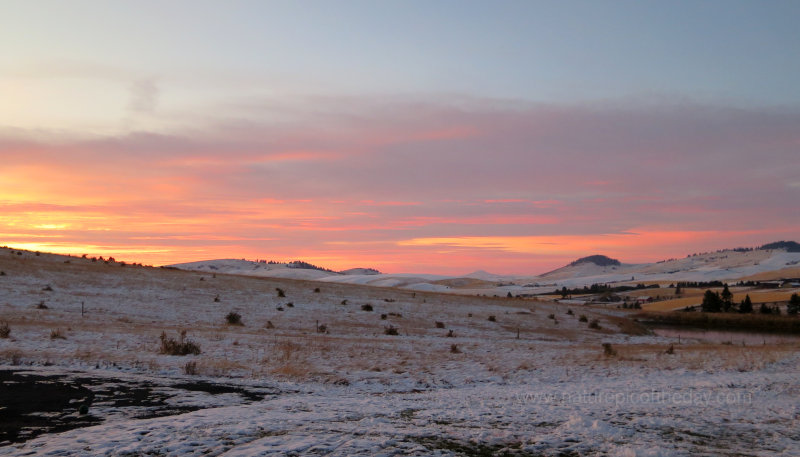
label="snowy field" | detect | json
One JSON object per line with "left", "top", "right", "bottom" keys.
{"left": 1, "top": 248, "right": 799, "bottom": 455}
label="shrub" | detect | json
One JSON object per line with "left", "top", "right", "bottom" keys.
{"left": 450, "top": 344, "right": 461, "bottom": 354}
{"left": 50, "top": 328, "right": 66, "bottom": 340}
{"left": 0, "top": 271, "right": 5, "bottom": 276}
{"left": 435, "top": 321, "right": 445, "bottom": 329}
{"left": 788, "top": 293, "right": 800, "bottom": 315}
{"left": 547, "top": 313, "right": 555, "bottom": 320}
{"left": 184, "top": 360, "right": 198, "bottom": 375}
{"left": 265, "top": 321, "right": 275, "bottom": 329}
{"left": 602, "top": 343, "right": 616, "bottom": 357}
{"left": 665, "top": 344, "right": 675, "bottom": 355}
{"left": 446, "top": 329, "right": 455, "bottom": 338}
{"left": 388, "top": 312, "right": 402, "bottom": 318}
{"left": 566, "top": 309, "right": 574, "bottom": 315}
{"left": 341, "top": 299, "right": 348, "bottom": 306}
{"left": 579, "top": 315, "right": 588, "bottom": 322}
{"left": 384, "top": 325, "right": 399, "bottom": 335}
{"left": 213, "top": 295, "right": 220, "bottom": 302}
{"left": 276, "top": 306, "right": 284, "bottom": 311}
{"left": 225, "top": 311, "right": 243, "bottom": 326}
{"left": 285, "top": 302, "right": 294, "bottom": 308}
{"left": 159, "top": 330, "right": 201, "bottom": 356}
{"left": 380, "top": 313, "right": 387, "bottom": 320}
{"left": 487, "top": 315, "right": 496, "bottom": 322}
{"left": 384, "top": 298, "right": 396, "bottom": 303}
{"left": 313, "top": 287, "right": 321, "bottom": 293}
{"left": 42, "top": 285, "right": 53, "bottom": 291}
{"left": 588, "top": 319, "right": 601, "bottom": 330}
{"left": 0, "top": 321, "right": 9, "bottom": 338}
{"left": 316, "top": 323, "right": 327, "bottom": 333}
{"left": 276, "top": 288, "right": 286, "bottom": 298}
{"left": 35, "top": 301, "right": 48, "bottom": 309}
{"left": 361, "top": 304, "right": 373, "bottom": 311}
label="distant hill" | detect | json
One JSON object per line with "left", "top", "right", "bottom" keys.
{"left": 569, "top": 255, "right": 621, "bottom": 267}
{"left": 760, "top": 241, "right": 800, "bottom": 252}
{"left": 340, "top": 268, "right": 381, "bottom": 275}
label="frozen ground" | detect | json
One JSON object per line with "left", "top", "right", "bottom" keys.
{"left": 1, "top": 248, "right": 799, "bottom": 455}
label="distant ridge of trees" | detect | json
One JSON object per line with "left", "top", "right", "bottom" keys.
{"left": 760, "top": 241, "right": 800, "bottom": 252}
{"left": 568, "top": 255, "right": 621, "bottom": 267}
{"left": 253, "top": 259, "right": 380, "bottom": 274}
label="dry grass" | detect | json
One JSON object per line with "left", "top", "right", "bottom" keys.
{"left": 592, "top": 342, "right": 797, "bottom": 372}
{"left": 635, "top": 311, "right": 800, "bottom": 333}
{"left": 740, "top": 266, "right": 800, "bottom": 281}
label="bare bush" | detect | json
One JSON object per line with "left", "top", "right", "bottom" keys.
{"left": 487, "top": 315, "right": 496, "bottom": 322}
{"left": 588, "top": 319, "right": 601, "bottom": 330}
{"left": 184, "top": 360, "right": 198, "bottom": 375}
{"left": 450, "top": 344, "right": 461, "bottom": 354}
{"left": 50, "top": 328, "right": 66, "bottom": 340}
{"left": 435, "top": 321, "right": 445, "bottom": 329}
{"left": 159, "top": 330, "right": 201, "bottom": 356}
{"left": 0, "top": 321, "right": 9, "bottom": 338}
{"left": 361, "top": 304, "right": 373, "bottom": 311}
{"left": 384, "top": 325, "right": 399, "bottom": 335}
{"left": 276, "top": 288, "right": 286, "bottom": 298}
{"left": 225, "top": 311, "right": 243, "bottom": 326}
{"left": 579, "top": 315, "right": 588, "bottom": 322}
{"left": 602, "top": 343, "right": 617, "bottom": 357}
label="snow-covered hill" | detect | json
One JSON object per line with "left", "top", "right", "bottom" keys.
{"left": 169, "top": 246, "right": 800, "bottom": 296}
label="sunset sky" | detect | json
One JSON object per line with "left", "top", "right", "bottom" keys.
{"left": 1, "top": 0, "right": 799, "bottom": 274}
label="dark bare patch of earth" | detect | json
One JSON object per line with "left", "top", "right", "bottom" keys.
{"left": 0, "top": 369, "right": 274, "bottom": 446}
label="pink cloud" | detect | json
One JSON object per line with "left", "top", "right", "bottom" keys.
{"left": 1, "top": 98, "right": 798, "bottom": 273}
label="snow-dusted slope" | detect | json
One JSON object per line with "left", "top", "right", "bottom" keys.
{"left": 169, "top": 248, "right": 800, "bottom": 296}
{"left": 171, "top": 259, "right": 338, "bottom": 280}
{"left": 3, "top": 246, "right": 800, "bottom": 456}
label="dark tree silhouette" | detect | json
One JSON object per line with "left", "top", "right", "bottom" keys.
{"left": 701, "top": 290, "right": 723, "bottom": 313}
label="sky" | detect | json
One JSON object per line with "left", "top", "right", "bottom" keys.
{"left": 1, "top": 0, "right": 799, "bottom": 275}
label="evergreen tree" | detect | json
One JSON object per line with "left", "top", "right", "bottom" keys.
{"left": 701, "top": 289, "right": 723, "bottom": 312}
{"left": 788, "top": 293, "right": 800, "bottom": 315}
{"left": 720, "top": 284, "right": 734, "bottom": 312}
{"left": 739, "top": 295, "right": 753, "bottom": 313}
{"left": 759, "top": 302, "right": 771, "bottom": 314}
